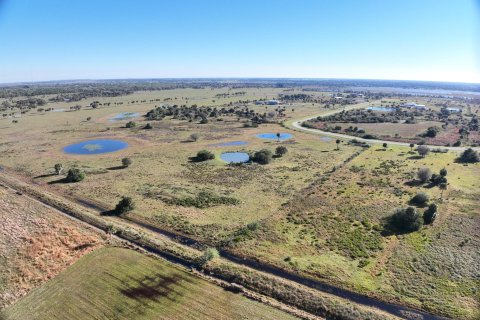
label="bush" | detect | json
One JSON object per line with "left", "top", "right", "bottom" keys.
{"left": 423, "top": 203, "right": 438, "bottom": 224}
{"left": 417, "top": 145, "right": 430, "bottom": 158}
{"left": 144, "top": 123, "right": 153, "bottom": 129}
{"left": 197, "top": 247, "right": 219, "bottom": 266}
{"left": 121, "top": 157, "right": 132, "bottom": 167}
{"left": 252, "top": 149, "right": 273, "bottom": 164}
{"left": 388, "top": 207, "right": 423, "bottom": 232}
{"left": 190, "top": 133, "right": 200, "bottom": 142}
{"left": 54, "top": 163, "right": 63, "bottom": 175}
{"left": 126, "top": 121, "right": 136, "bottom": 128}
{"left": 66, "top": 168, "right": 85, "bottom": 182}
{"left": 410, "top": 192, "right": 429, "bottom": 206}
{"left": 114, "top": 196, "right": 135, "bottom": 215}
{"left": 458, "top": 148, "right": 480, "bottom": 163}
{"left": 195, "top": 150, "right": 215, "bottom": 161}
{"left": 275, "top": 146, "right": 288, "bottom": 156}
{"left": 423, "top": 126, "right": 439, "bottom": 138}
{"left": 417, "top": 167, "right": 432, "bottom": 183}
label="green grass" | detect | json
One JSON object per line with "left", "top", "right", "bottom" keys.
{"left": 3, "top": 247, "right": 298, "bottom": 320}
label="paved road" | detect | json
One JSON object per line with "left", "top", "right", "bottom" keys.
{"left": 290, "top": 107, "right": 479, "bottom": 152}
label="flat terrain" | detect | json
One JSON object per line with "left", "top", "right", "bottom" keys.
{"left": 0, "top": 186, "right": 104, "bottom": 309}
{"left": 1, "top": 87, "right": 479, "bottom": 319}
{"left": 3, "top": 247, "right": 299, "bottom": 320}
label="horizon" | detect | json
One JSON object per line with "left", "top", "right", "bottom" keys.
{"left": 0, "top": 0, "right": 479, "bottom": 83}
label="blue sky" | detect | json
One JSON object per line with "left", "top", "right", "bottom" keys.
{"left": 0, "top": 0, "right": 478, "bottom": 83}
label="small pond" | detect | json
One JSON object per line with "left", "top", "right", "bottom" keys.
{"left": 110, "top": 112, "right": 140, "bottom": 121}
{"left": 63, "top": 139, "right": 129, "bottom": 155}
{"left": 256, "top": 133, "right": 293, "bottom": 141}
{"left": 211, "top": 141, "right": 248, "bottom": 147}
{"left": 320, "top": 136, "right": 332, "bottom": 142}
{"left": 51, "top": 108, "right": 66, "bottom": 112}
{"left": 220, "top": 152, "right": 250, "bottom": 163}
{"left": 367, "top": 106, "right": 395, "bottom": 112}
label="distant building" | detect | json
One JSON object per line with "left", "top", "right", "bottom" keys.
{"left": 266, "top": 100, "right": 279, "bottom": 105}
{"left": 401, "top": 102, "right": 427, "bottom": 110}
{"left": 446, "top": 107, "right": 461, "bottom": 113}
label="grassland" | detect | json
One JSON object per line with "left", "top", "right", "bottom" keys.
{"left": 1, "top": 87, "right": 479, "bottom": 319}
{"left": 3, "top": 247, "right": 299, "bottom": 320}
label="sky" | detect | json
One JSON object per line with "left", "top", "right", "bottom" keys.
{"left": 0, "top": 0, "right": 479, "bottom": 84}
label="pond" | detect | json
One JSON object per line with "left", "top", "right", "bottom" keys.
{"left": 367, "top": 106, "right": 395, "bottom": 112}
{"left": 210, "top": 141, "right": 248, "bottom": 147}
{"left": 255, "top": 132, "right": 293, "bottom": 141}
{"left": 220, "top": 152, "right": 250, "bottom": 163}
{"left": 63, "top": 139, "right": 129, "bottom": 155}
{"left": 320, "top": 136, "right": 332, "bottom": 142}
{"left": 109, "top": 112, "right": 140, "bottom": 121}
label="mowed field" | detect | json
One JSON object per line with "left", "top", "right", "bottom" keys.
{"left": 1, "top": 88, "right": 479, "bottom": 319}
{"left": 3, "top": 247, "right": 299, "bottom": 320}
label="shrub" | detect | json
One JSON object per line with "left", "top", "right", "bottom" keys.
{"left": 439, "top": 168, "right": 447, "bottom": 177}
{"left": 423, "top": 126, "right": 440, "bottom": 138}
{"left": 66, "top": 168, "right": 85, "bottom": 182}
{"left": 54, "top": 163, "right": 63, "bottom": 175}
{"left": 410, "top": 192, "right": 429, "bottom": 206}
{"left": 197, "top": 247, "right": 219, "bottom": 266}
{"left": 195, "top": 150, "right": 215, "bottom": 161}
{"left": 114, "top": 196, "right": 135, "bottom": 215}
{"left": 417, "top": 167, "right": 432, "bottom": 183}
{"left": 121, "top": 157, "right": 132, "bottom": 167}
{"left": 144, "top": 123, "right": 153, "bottom": 129}
{"left": 252, "top": 149, "right": 273, "bottom": 164}
{"left": 458, "top": 148, "right": 480, "bottom": 163}
{"left": 423, "top": 203, "right": 438, "bottom": 224}
{"left": 388, "top": 207, "right": 423, "bottom": 232}
{"left": 382, "top": 142, "right": 388, "bottom": 149}
{"left": 430, "top": 173, "right": 447, "bottom": 186}
{"left": 126, "top": 121, "right": 136, "bottom": 128}
{"left": 275, "top": 146, "right": 288, "bottom": 157}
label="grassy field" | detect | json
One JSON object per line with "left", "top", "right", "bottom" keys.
{"left": 3, "top": 247, "right": 299, "bottom": 320}
{"left": 1, "top": 88, "right": 478, "bottom": 319}
{"left": 0, "top": 187, "right": 104, "bottom": 309}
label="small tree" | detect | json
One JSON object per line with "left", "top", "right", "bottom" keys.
{"left": 423, "top": 203, "right": 438, "bottom": 224}
{"left": 66, "top": 168, "right": 85, "bottom": 183}
{"left": 417, "top": 167, "right": 432, "bottom": 183}
{"left": 276, "top": 132, "right": 281, "bottom": 141}
{"left": 275, "top": 146, "right": 288, "bottom": 157}
{"left": 439, "top": 168, "right": 447, "bottom": 177}
{"left": 336, "top": 139, "right": 341, "bottom": 150}
{"left": 144, "top": 123, "right": 153, "bottom": 129}
{"left": 458, "top": 148, "right": 480, "bottom": 163}
{"left": 409, "top": 143, "right": 415, "bottom": 152}
{"left": 417, "top": 145, "right": 430, "bottom": 158}
{"left": 439, "top": 182, "right": 447, "bottom": 199}
{"left": 54, "top": 163, "right": 63, "bottom": 175}
{"left": 122, "top": 157, "right": 132, "bottom": 168}
{"left": 114, "top": 196, "right": 135, "bottom": 215}
{"left": 190, "top": 133, "right": 200, "bottom": 142}
{"left": 196, "top": 150, "right": 215, "bottom": 161}
{"left": 252, "top": 149, "right": 273, "bottom": 164}
{"left": 197, "top": 247, "right": 219, "bottom": 267}
{"left": 383, "top": 142, "right": 388, "bottom": 149}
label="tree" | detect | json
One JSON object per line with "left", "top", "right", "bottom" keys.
{"left": 409, "top": 143, "right": 415, "bottom": 152}
{"left": 122, "top": 157, "right": 132, "bottom": 168}
{"left": 389, "top": 207, "right": 423, "bottom": 232}
{"left": 66, "top": 168, "right": 85, "bottom": 182}
{"left": 439, "top": 168, "right": 447, "bottom": 177}
{"left": 439, "top": 182, "right": 447, "bottom": 199}
{"left": 114, "top": 196, "right": 135, "bottom": 215}
{"left": 410, "top": 192, "right": 429, "bottom": 206}
{"left": 336, "top": 139, "right": 341, "bottom": 150}
{"left": 126, "top": 121, "right": 136, "bottom": 128}
{"left": 417, "top": 167, "right": 432, "bottom": 183}
{"left": 197, "top": 247, "right": 219, "bottom": 266}
{"left": 252, "top": 149, "right": 273, "bottom": 164}
{"left": 195, "top": 150, "right": 215, "bottom": 161}
{"left": 276, "top": 132, "right": 281, "bottom": 141}
{"left": 275, "top": 146, "right": 288, "bottom": 157}
{"left": 144, "top": 123, "right": 153, "bottom": 129}
{"left": 417, "top": 145, "right": 430, "bottom": 158}
{"left": 54, "top": 163, "right": 63, "bottom": 175}
{"left": 423, "top": 203, "right": 438, "bottom": 224}
{"left": 383, "top": 142, "right": 388, "bottom": 149}
{"left": 458, "top": 148, "right": 480, "bottom": 163}
{"left": 423, "top": 126, "right": 440, "bottom": 138}
{"left": 190, "top": 133, "right": 200, "bottom": 142}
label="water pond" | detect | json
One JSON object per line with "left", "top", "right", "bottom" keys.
{"left": 220, "top": 152, "right": 250, "bottom": 163}
{"left": 110, "top": 112, "right": 140, "bottom": 121}
{"left": 63, "top": 139, "right": 129, "bottom": 155}
{"left": 256, "top": 133, "right": 293, "bottom": 141}
{"left": 211, "top": 141, "right": 248, "bottom": 147}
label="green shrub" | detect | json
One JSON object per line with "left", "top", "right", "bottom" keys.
{"left": 458, "top": 148, "right": 480, "bottom": 163}
{"left": 252, "top": 149, "right": 273, "bottom": 164}
{"left": 388, "top": 207, "right": 423, "bottom": 232}
{"left": 410, "top": 192, "right": 429, "bottom": 206}
{"left": 114, "top": 196, "right": 135, "bottom": 215}
{"left": 126, "top": 121, "right": 136, "bottom": 128}
{"left": 417, "top": 167, "right": 432, "bottom": 183}
{"left": 164, "top": 191, "right": 239, "bottom": 208}
{"left": 423, "top": 203, "right": 438, "bottom": 224}
{"left": 195, "top": 150, "right": 215, "bottom": 161}
{"left": 121, "top": 157, "right": 132, "bottom": 167}
{"left": 197, "top": 247, "right": 219, "bottom": 266}
{"left": 66, "top": 168, "right": 85, "bottom": 182}
{"left": 275, "top": 146, "right": 288, "bottom": 156}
